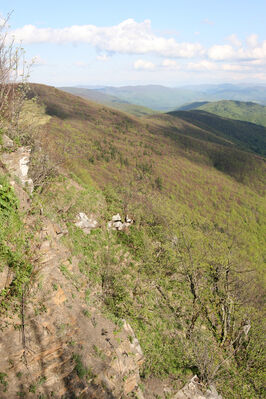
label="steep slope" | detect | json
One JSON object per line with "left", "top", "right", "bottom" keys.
{"left": 1, "top": 84, "right": 265, "bottom": 399}
{"left": 59, "top": 87, "right": 156, "bottom": 117}
{"left": 28, "top": 84, "right": 265, "bottom": 189}
{"left": 167, "top": 109, "right": 266, "bottom": 156}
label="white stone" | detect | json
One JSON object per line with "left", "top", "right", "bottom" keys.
{"left": 174, "top": 376, "right": 222, "bottom": 399}
{"left": 75, "top": 212, "right": 98, "bottom": 234}
{"left": 108, "top": 214, "right": 134, "bottom": 231}
{"left": 112, "top": 213, "right": 122, "bottom": 222}
{"left": 1, "top": 146, "right": 34, "bottom": 193}
{"left": 2, "top": 134, "right": 14, "bottom": 148}
{"left": 19, "top": 156, "right": 30, "bottom": 177}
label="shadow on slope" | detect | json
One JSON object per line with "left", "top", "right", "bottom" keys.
{"left": 168, "top": 110, "right": 266, "bottom": 156}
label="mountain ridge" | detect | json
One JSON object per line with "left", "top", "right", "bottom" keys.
{"left": 177, "top": 100, "right": 266, "bottom": 128}
{"left": 70, "top": 83, "right": 266, "bottom": 110}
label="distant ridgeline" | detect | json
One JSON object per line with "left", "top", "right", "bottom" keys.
{"left": 60, "top": 83, "right": 266, "bottom": 110}
{"left": 177, "top": 100, "right": 266, "bottom": 128}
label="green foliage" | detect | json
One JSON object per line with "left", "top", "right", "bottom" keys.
{"left": 197, "top": 100, "right": 266, "bottom": 129}
{"left": 72, "top": 353, "right": 94, "bottom": 380}
{"left": 29, "top": 376, "right": 47, "bottom": 394}
{"left": 170, "top": 109, "right": 266, "bottom": 156}
{"left": 0, "top": 177, "right": 18, "bottom": 215}
{"left": 0, "top": 177, "right": 32, "bottom": 309}
{"left": 0, "top": 372, "right": 8, "bottom": 392}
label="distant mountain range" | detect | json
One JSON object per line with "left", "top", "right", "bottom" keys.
{"left": 60, "top": 83, "right": 266, "bottom": 111}
{"left": 59, "top": 87, "right": 156, "bottom": 117}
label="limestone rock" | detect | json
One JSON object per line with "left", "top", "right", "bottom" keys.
{"left": 2, "top": 146, "right": 34, "bottom": 193}
{"left": 0, "top": 266, "right": 14, "bottom": 291}
{"left": 75, "top": 212, "right": 98, "bottom": 234}
{"left": 108, "top": 213, "right": 134, "bottom": 231}
{"left": 101, "top": 319, "right": 145, "bottom": 396}
{"left": 1, "top": 134, "right": 14, "bottom": 149}
{"left": 174, "top": 376, "right": 222, "bottom": 399}
{"left": 206, "top": 385, "right": 223, "bottom": 399}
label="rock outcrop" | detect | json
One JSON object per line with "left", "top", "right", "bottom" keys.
{"left": 1, "top": 133, "right": 14, "bottom": 149}
{"left": 75, "top": 212, "right": 99, "bottom": 234}
{"left": 1, "top": 141, "right": 34, "bottom": 193}
{"left": 174, "top": 376, "right": 222, "bottom": 399}
{"left": 108, "top": 214, "right": 133, "bottom": 231}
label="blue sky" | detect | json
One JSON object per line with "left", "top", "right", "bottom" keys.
{"left": 1, "top": 0, "right": 266, "bottom": 86}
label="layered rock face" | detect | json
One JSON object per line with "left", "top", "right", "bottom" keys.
{"left": 0, "top": 214, "right": 145, "bottom": 398}
{"left": 1, "top": 144, "right": 34, "bottom": 193}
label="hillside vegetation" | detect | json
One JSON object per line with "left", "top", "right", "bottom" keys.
{"left": 9, "top": 84, "right": 264, "bottom": 398}
{"left": 168, "top": 109, "right": 266, "bottom": 157}
{"left": 178, "top": 100, "right": 266, "bottom": 128}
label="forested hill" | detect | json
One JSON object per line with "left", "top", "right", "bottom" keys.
{"left": 177, "top": 100, "right": 266, "bottom": 128}
{"left": 168, "top": 109, "right": 266, "bottom": 156}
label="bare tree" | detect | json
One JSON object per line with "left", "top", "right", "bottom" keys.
{"left": 0, "top": 12, "right": 30, "bottom": 140}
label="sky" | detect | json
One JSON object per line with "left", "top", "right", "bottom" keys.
{"left": 1, "top": 0, "right": 266, "bottom": 87}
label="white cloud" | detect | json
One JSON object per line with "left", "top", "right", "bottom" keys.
{"left": 134, "top": 59, "right": 155, "bottom": 70}
{"left": 188, "top": 60, "right": 217, "bottom": 71}
{"left": 208, "top": 39, "right": 266, "bottom": 61}
{"left": 96, "top": 54, "right": 109, "bottom": 61}
{"left": 8, "top": 18, "right": 266, "bottom": 82}
{"left": 249, "top": 41, "right": 266, "bottom": 59}
{"left": 246, "top": 34, "right": 258, "bottom": 48}
{"left": 187, "top": 60, "right": 250, "bottom": 73}
{"left": 208, "top": 44, "right": 235, "bottom": 60}
{"left": 227, "top": 34, "right": 242, "bottom": 47}
{"left": 11, "top": 19, "right": 205, "bottom": 59}
{"left": 221, "top": 63, "right": 249, "bottom": 72}
{"left": 162, "top": 59, "right": 180, "bottom": 69}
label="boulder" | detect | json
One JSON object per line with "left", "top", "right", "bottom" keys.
{"left": 108, "top": 213, "right": 134, "bottom": 231}
{"left": 1, "top": 134, "right": 14, "bottom": 149}
{"left": 1, "top": 146, "right": 34, "bottom": 193}
{"left": 104, "top": 319, "right": 144, "bottom": 396}
{"left": 75, "top": 212, "right": 98, "bottom": 234}
{"left": 174, "top": 376, "right": 222, "bottom": 399}
{"left": 0, "top": 266, "right": 14, "bottom": 291}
